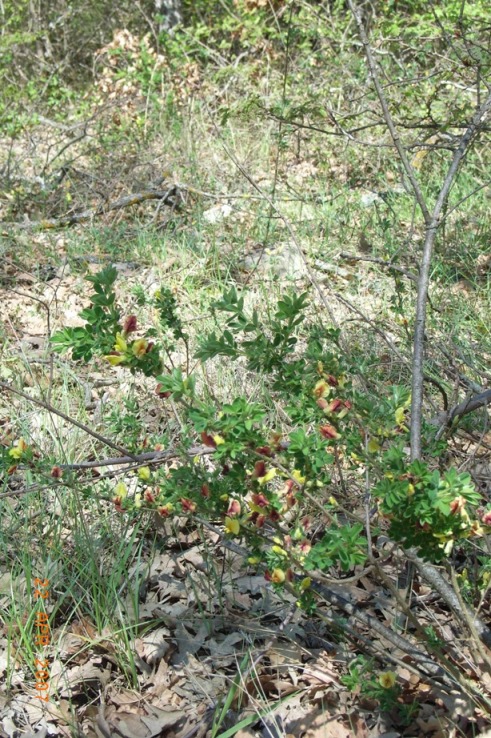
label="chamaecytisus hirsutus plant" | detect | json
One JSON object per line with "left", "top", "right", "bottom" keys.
{"left": 39, "top": 267, "right": 491, "bottom": 601}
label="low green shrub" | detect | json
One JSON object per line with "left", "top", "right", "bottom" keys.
{"left": 4, "top": 266, "right": 490, "bottom": 609}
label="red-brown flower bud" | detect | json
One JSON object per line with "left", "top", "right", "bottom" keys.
{"left": 227, "top": 499, "right": 241, "bottom": 516}
{"left": 285, "top": 492, "right": 296, "bottom": 508}
{"left": 144, "top": 488, "right": 155, "bottom": 503}
{"left": 253, "top": 460, "right": 266, "bottom": 478}
{"left": 298, "top": 539, "right": 311, "bottom": 554}
{"left": 51, "top": 465, "right": 63, "bottom": 479}
{"left": 449, "top": 496, "right": 466, "bottom": 515}
{"left": 270, "top": 433, "right": 282, "bottom": 450}
{"left": 251, "top": 493, "right": 268, "bottom": 508}
{"left": 482, "top": 510, "right": 491, "bottom": 526}
{"left": 319, "top": 424, "right": 340, "bottom": 440}
{"left": 327, "top": 399, "right": 343, "bottom": 413}
{"left": 181, "top": 498, "right": 197, "bottom": 513}
{"left": 123, "top": 315, "right": 137, "bottom": 334}
{"left": 201, "top": 431, "right": 216, "bottom": 448}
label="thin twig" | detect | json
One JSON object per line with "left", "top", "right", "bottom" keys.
{"left": 4, "top": 188, "right": 180, "bottom": 230}
{"left": 338, "top": 252, "right": 418, "bottom": 282}
{"left": 0, "top": 381, "right": 138, "bottom": 460}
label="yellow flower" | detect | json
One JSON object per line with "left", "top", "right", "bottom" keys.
{"left": 9, "top": 438, "right": 28, "bottom": 459}
{"left": 328, "top": 496, "right": 338, "bottom": 506}
{"left": 378, "top": 671, "right": 397, "bottom": 689}
{"left": 300, "top": 577, "right": 311, "bottom": 591}
{"left": 271, "top": 568, "right": 286, "bottom": 584}
{"left": 138, "top": 466, "right": 151, "bottom": 481}
{"left": 292, "top": 469, "right": 306, "bottom": 485}
{"left": 225, "top": 517, "right": 240, "bottom": 536}
{"left": 395, "top": 395, "right": 411, "bottom": 430}
{"left": 367, "top": 438, "right": 381, "bottom": 453}
{"left": 114, "top": 332, "right": 128, "bottom": 353}
{"left": 271, "top": 545, "right": 287, "bottom": 557}
{"left": 134, "top": 493, "right": 142, "bottom": 509}
{"left": 104, "top": 354, "right": 125, "bottom": 366}
{"left": 248, "top": 556, "right": 261, "bottom": 565}
{"left": 213, "top": 434, "right": 225, "bottom": 446}
{"left": 313, "top": 379, "right": 330, "bottom": 399}
{"left": 407, "top": 483, "right": 415, "bottom": 496}
{"left": 258, "top": 468, "right": 277, "bottom": 486}
{"left": 132, "top": 338, "right": 148, "bottom": 357}
{"left": 114, "top": 482, "right": 128, "bottom": 499}
{"left": 433, "top": 530, "right": 453, "bottom": 542}
{"left": 468, "top": 520, "right": 483, "bottom": 537}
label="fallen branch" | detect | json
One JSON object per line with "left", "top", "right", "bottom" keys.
{"left": 3, "top": 187, "right": 182, "bottom": 231}
{"left": 406, "top": 549, "right": 491, "bottom": 649}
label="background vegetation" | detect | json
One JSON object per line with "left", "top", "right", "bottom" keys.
{"left": 1, "top": 1, "right": 491, "bottom": 736}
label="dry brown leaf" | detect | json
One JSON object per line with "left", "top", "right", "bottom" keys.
{"left": 288, "top": 709, "right": 352, "bottom": 738}
{"left": 103, "top": 705, "right": 184, "bottom": 738}
{"left": 207, "top": 631, "right": 244, "bottom": 658}
{"left": 134, "top": 626, "right": 171, "bottom": 665}
{"left": 53, "top": 660, "right": 111, "bottom": 697}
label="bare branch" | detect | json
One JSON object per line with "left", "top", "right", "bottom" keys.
{"left": 56, "top": 445, "right": 215, "bottom": 470}
{"left": 347, "top": 0, "right": 431, "bottom": 224}
{"left": 0, "top": 381, "right": 138, "bottom": 460}
{"left": 430, "top": 388, "right": 491, "bottom": 435}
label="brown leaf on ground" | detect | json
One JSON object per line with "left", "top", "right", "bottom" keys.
{"left": 51, "top": 659, "right": 112, "bottom": 697}
{"left": 134, "top": 626, "right": 172, "bottom": 665}
{"left": 101, "top": 703, "right": 185, "bottom": 738}
{"left": 287, "top": 708, "right": 353, "bottom": 738}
